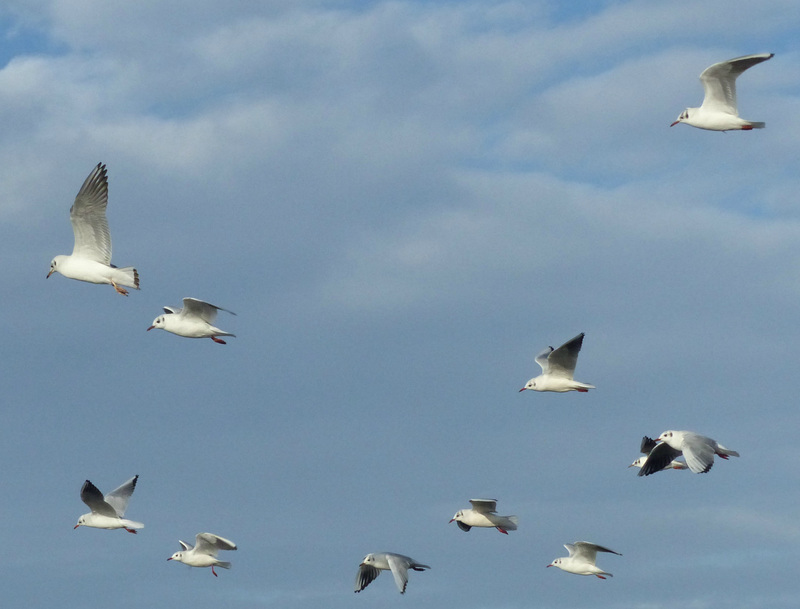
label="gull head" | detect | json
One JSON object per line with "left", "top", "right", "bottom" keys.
{"left": 148, "top": 315, "right": 167, "bottom": 332}
{"left": 449, "top": 510, "right": 464, "bottom": 523}
{"left": 167, "top": 551, "right": 183, "bottom": 563}
{"left": 629, "top": 457, "right": 646, "bottom": 469}
{"left": 74, "top": 514, "right": 87, "bottom": 529}
{"left": 360, "top": 553, "right": 376, "bottom": 566}
{"left": 47, "top": 256, "right": 65, "bottom": 279}
{"left": 656, "top": 430, "right": 680, "bottom": 448}
{"left": 519, "top": 377, "right": 538, "bottom": 392}
{"left": 671, "top": 108, "right": 691, "bottom": 127}
{"left": 547, "top": 558, "right": 562, "bottom": 569}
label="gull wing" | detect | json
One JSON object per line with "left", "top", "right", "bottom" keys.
{"left": 387, "top": 554, "right": 411, "bottom": 594}
{"left": 640, "top": 436, "right": 658, "bottom": 454}
{"left": 469, "top": 498, "right": 498, "bottom": 514}
{"left": 162, "top": 306, "right": 180, "bottom": 315}
{"left": 534, "top": 346, "right": 554, "bottom": 373}
{"left": 699, "top": 53, "right": 773, "bottom": 115}
{"left": 80, "top": 480, "right": 117, "bottom": 518}
{"left": 70, "top": 163, "right": 112, "bottom": 264}
{"left": 355, "top": 563, "right": 380, "bottom": 593}
{"left": 545, "top": 333, "right": 585, "bottom": 379}
{"left": 637, "top": 442, "right": 682, "bottom": 477}
{"left": 572, "top": 541, "right": 621, "bottom": 563}
{"left": 182, "top": 298, "right": 236, "bottom": 324}
{"left": 103, "top": 475, "right": 138, "bottom": 517}
{"left": 178, "top": 540, "right": 193, "bottom": 551}
{"left": 680, "top": 433, "right": 716, "bottom": 474}
{"left": 195, "top": 532, "right": 237, "bottom": 556}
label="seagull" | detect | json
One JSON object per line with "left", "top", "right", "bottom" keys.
{"left": 354, "top": 552, "right": 430, "bottom": 594}
{"left": 671, "top": 53, "right": 773, "bottom": 131}
{"left": 519, "top": 332, "right": 594, "bottom": 393}
{"left": 74, "top": 475, "right": 143, "bottom": 533}
{"left": 47, "top": 163, "right": 140, "bottom": 295}
{"left": 148, "top": 298, "right": 236, "bottom": 344}
{"left": 450, "top": 498, "right": 518, "bottom": 534}
{"left": 638, "top": 430, "right": 739, "bottom": 476}
{"left": 167, "top": 533, "right": 237, "bottom": 577}
{"left": 547, "top": 541, "right": 621, "bottom": 579}
{"left": 629, "top": 436, "right": 688, "bottom": 471}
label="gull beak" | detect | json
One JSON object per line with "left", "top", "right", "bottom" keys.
{"left": 167, "top": 557, "right": 173, "bottom": 561}
{"left": 546, "top": 564, "right": 552, "bottom": 568}
{"left": 449, "top": 518, "right": 455, "bottom": 523}
{"left": 670, "top": 120, "right": 679, "bottom": 127}
{"left": 47, "top": 270, "right": 54, "bottom": 278}
{"left": 74, "top": 524, "right": 80, "bottom": 529}
{"left": 146, "top": 326, "right": 154, "bottom": 331}
{"left": 518, "top": 387, "right": 526, "bottom": 392}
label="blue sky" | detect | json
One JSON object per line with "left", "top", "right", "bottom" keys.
{"left": 2, "top": 1, "right": 800, "bottom": 607}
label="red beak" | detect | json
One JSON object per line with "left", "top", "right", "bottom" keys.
{"left": 147, "top": 326, "right": 154, "bottom": 331}
{"left": 670, "top": 120, "right": 679, "bottom": 127}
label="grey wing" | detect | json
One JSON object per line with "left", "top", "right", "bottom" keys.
{"left": 580, "top": 542, "right": 621, "bottom": 556}
{"left": 178, "top": 540, "right": 193, "bottom": 551}
{"left": 70, "top": 163, "right": 112, "bottom": 264}
{"left": 638, "top": 442, "right": 682, "bottom": 477}
{"left": 80, "top": 480, "right": 117, "bottom": 517}
{"left": 681, "top": 434, "right": 716, "bottom": 473}
{"left": 546, "top": 333, "right": 585, "bottom": 378}
{"left": 699, "top": 53, "right": 773, "bottom": 115}
{"left": 163, "top": 306, "right": 180, "bottom": 315}
{"left": 103, "top": 475, "right": 138, "bottom": 517}
{"left": 640, "top": 436, "right": 658, "bottom": 454}
{"left": 456, "top": 520, "right": 472, "bottom": 532}
{"left": 572, "top": 542, "right": 620, "bottom": 563}
{"left": 469, "top": 498, "right": 498, "bottom": 514}
{"left": 195, "top": 532, "right": 237, "bottom": 556}
{"left": 182, "top": 298, "right": 236, "bottom": 324}
{"left": 387, "top": 554, "right": 411, "bottom": 593}
{"left": 534, "top": 346, "right": 554, "bottom": 373}
{"left": 355, "top": 563, "right": 380, "bottom": 592}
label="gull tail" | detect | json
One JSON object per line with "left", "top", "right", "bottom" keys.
{"left": 122, "top": 519, "right": 145, "bottom": 530}
{"left": 717, "top": 445, "right": 739, "bottom": 458}
{"left": 216, "top": 561, "right": 232, "bottom": 570}
{"left": 112, "top": 266, "right": 140, "bottom": 289}
{"left": 746, "top": 122, "right": 766, "bottom": 129}
{"left": 503, "top": 515, "right": 519, "bottom": 530}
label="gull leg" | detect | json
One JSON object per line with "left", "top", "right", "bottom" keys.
{"left": 211, "top": 336, "right": 227, "bottom": 344}
{"left": 124, "top": 528, "right": 137, "bottom": 534}
{"left": 111, "top": 280, "right": 129, "bottom": 296}
{"left": 595, "top": 574, "right": 606, "bottom": 579}
{"left": 211, "top": 566, "right": 218, "bottom": 577}
{"left": 496, "top": 527, "right": 508, "bottom": 535}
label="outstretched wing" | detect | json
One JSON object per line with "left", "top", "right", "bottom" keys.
{"left": 355, "top": 563, "right": 380, "bottom": 592}
{"left": 103, "top": 475, "right": 138, "bottom": 517}
{"left": 387, "top": 554, "right": 411, "bottom": 594}
{"left": 534, "top": 346, "right": 554, "bottom": 373}
{"left": 639, "top": 436, "right": 658, "bottom": 454}
{"left": 70, "top": 163, "right": 112, "bottom": 264}
{"left": 469, "top": 498, "right": 498, "bottom": 514}
{"left": 195, "top": 532, "right": 237, "bottom": 556}
{"left": 699, "top": 53, "right": 773, "bottom": 115}
{"left": 80, "top": 480, "right": 117, "bottom": 517}
{"left": 182, "top": 298, "right": 236, "bottom": 324}
{"left": 572, "top": 541, "right": 621, "bottom": 563}
{"left": 546, "top": 333, "right": 585, "bottom": 379}
{"left": 638, "top": 442, "right": 682, "bottom": 477}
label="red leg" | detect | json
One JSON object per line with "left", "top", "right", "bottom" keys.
{"left": 496, "top": 527, "right": 508, "bottom": 534}
{"left": 596, "top": 575, "right": 606, "bottom": 579}
{"left": 211, "top": 336, "right": 227, "bottom": 344}
{"left": 125, "top": 528, "right": 138, "bottom": 534}
{"left": 212, "top": 566, "right": 218, "bottom": 577}
{"left": 577, "top": 388, "right": 588, "bottom": 392}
